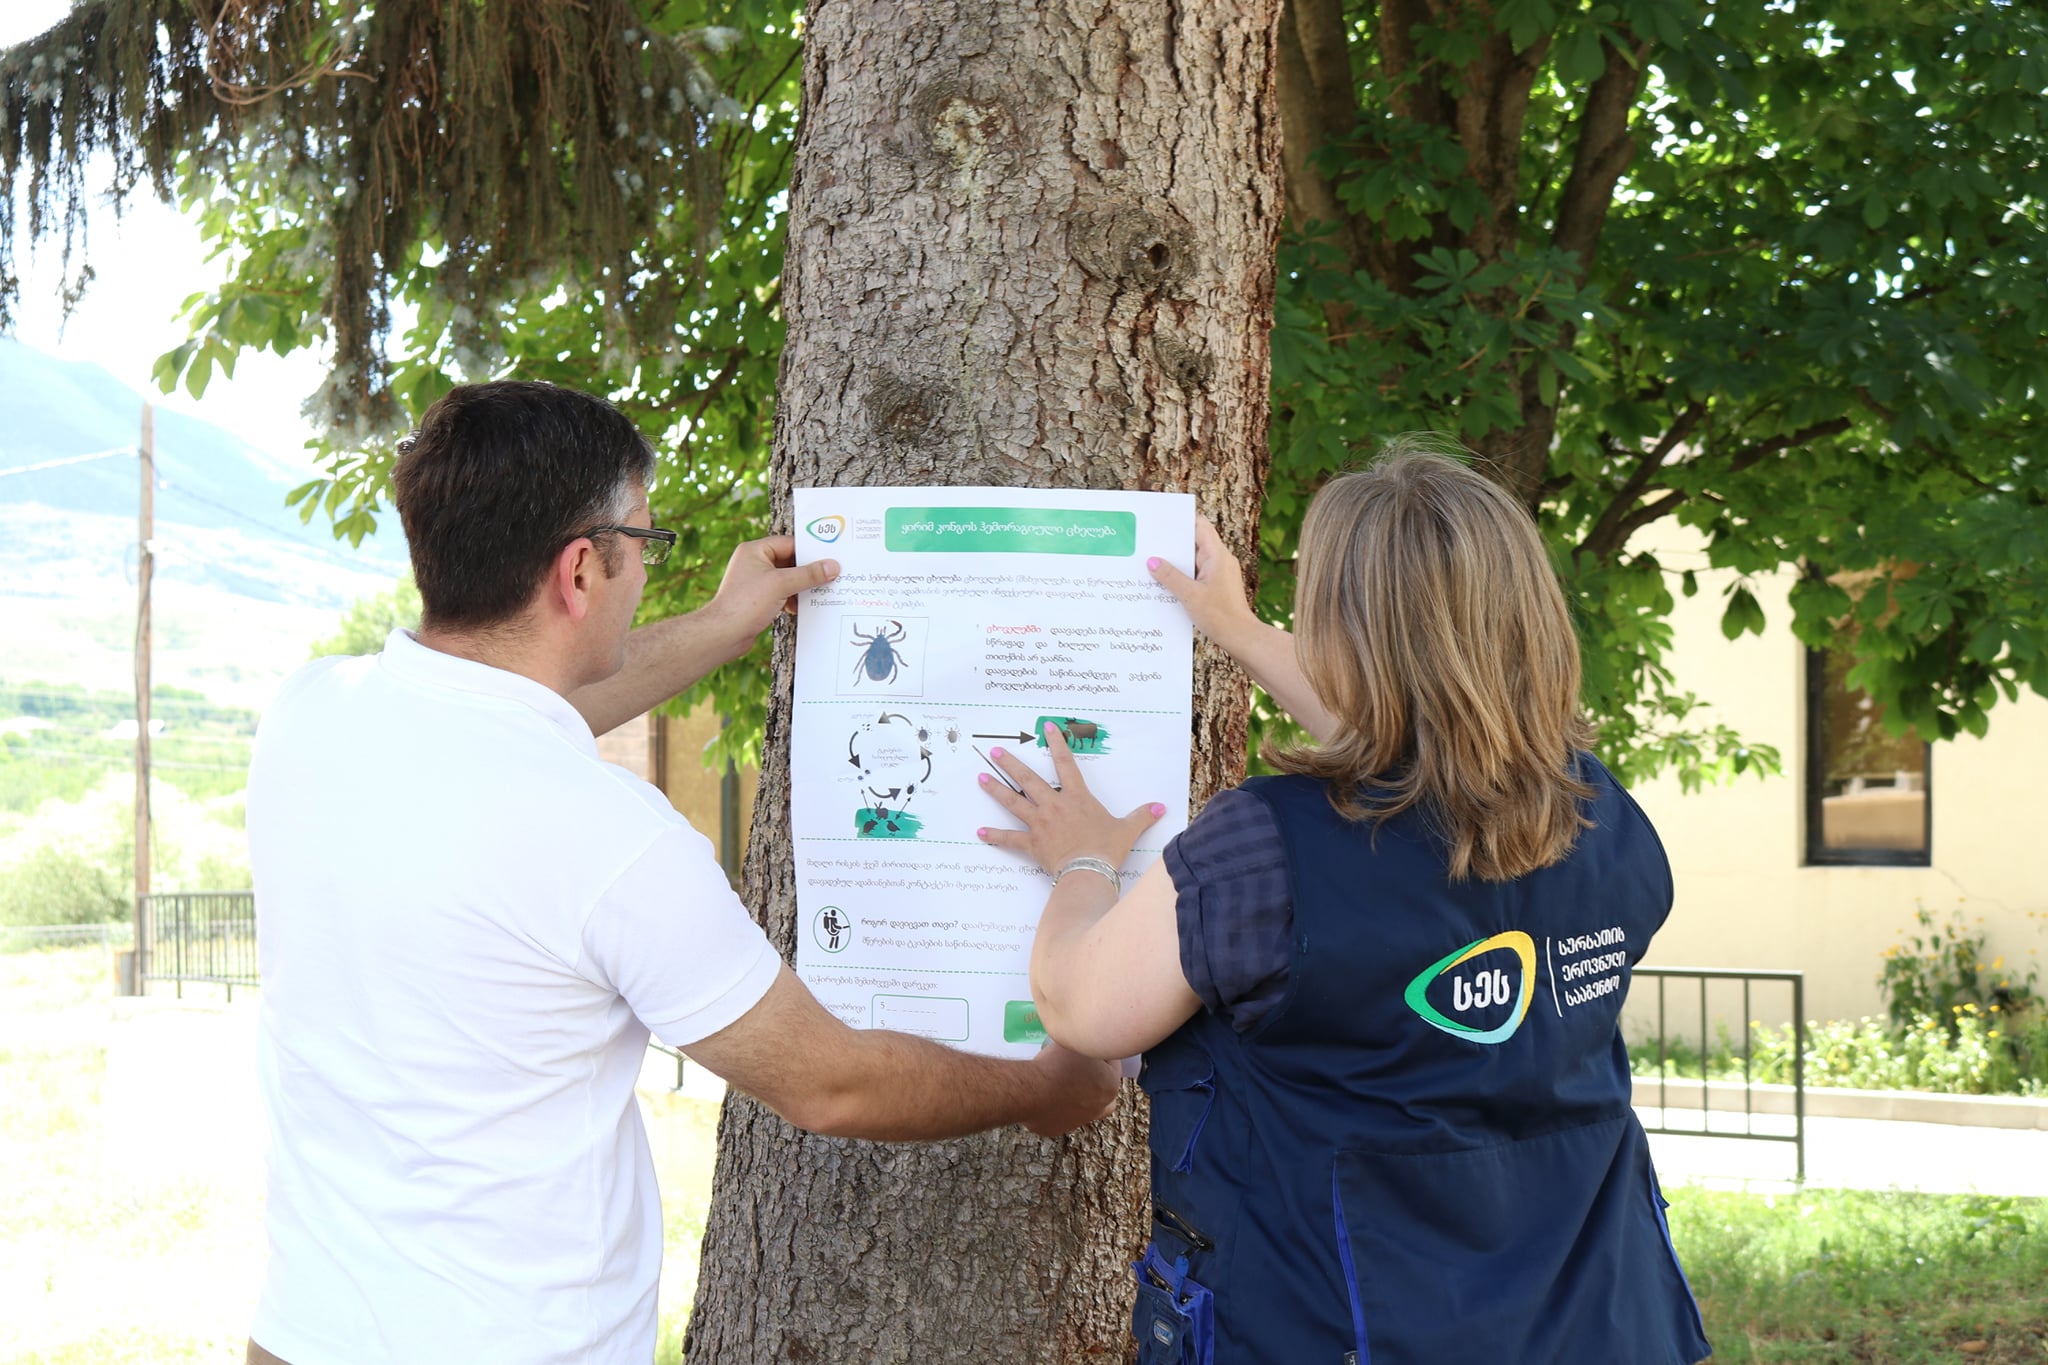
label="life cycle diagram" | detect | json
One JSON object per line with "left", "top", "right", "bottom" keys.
{"left": 842, "top": 709, "right": 1120, "bottom": 840}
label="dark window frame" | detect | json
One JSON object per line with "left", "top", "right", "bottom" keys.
{"left": 1803, "top": 645, "right": 1932, "bottom": 867}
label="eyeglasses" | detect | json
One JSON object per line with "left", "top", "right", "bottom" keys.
{"left": 569, "top": 523, "right": 679, "bottom": 566}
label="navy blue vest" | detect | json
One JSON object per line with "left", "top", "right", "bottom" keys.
{"left": 1134, "top": 761, "right": 1711, "bottom": 1365}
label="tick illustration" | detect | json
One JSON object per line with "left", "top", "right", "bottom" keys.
{"left": 850, "top": 620, "right": 909, "bottom": 686}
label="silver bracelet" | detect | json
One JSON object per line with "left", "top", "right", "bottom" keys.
{"left": 1052, "top": 856, "right": 1121, "bottom": 892}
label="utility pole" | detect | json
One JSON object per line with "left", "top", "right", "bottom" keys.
{"left": 134, "top": 403, "right": 154, "bottom": 990}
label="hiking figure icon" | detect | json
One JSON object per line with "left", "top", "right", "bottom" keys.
{"left": 815, "top": 906, "right": 851, "bottom": 954}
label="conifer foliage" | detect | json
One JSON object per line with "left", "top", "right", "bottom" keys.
{"left": 1, "top": 0, "right": 731, "bottom": 439}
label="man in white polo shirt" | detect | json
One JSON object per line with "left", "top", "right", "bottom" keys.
{"left": 244, "top": 382, "right": 1121, "bottom": 1365}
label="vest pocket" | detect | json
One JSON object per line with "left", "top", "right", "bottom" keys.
{"left": 1140, "top": 1047, "right": 1216, "bottom": 1174}
{"left": 1131, "top": 1240, "right": 1216, "bottom": 1365}
{"left": 1332, "top": 1115, "right": 1703, "bottom": 1365}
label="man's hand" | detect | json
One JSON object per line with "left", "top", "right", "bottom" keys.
{"left": 698, "top": 535, "right": 841, "bottom": 668}
{"left": 567, "top": 535, "right": 839, "bottom": 733}
{"left": 685, "top": 966, "right": 1122, "bottom": 1142}
{"left": 1020, "top": 1042, "right": 1121, "bottom": 1137}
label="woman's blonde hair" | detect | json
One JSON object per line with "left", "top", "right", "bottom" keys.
{"left": 1269, "top": 443, "right": 1595, "bottom": 881}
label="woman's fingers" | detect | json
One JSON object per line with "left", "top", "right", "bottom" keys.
{"left": 976, "top": 824, "right": 1029, "bottom": 851}
{"left": 1042, "top": 722, "right": 1087, "bottom": 790}
{"left": 1192, "top": 514, "right": 1227, "bottom": 576}
{"left": 1124, "top": 801, "right": 1167, "bottom": 841}
{"left": 976, "top": 770, "right": 1030, "bottom": 815}
{"left": 989, "top": 744, "right": 1057, "bottom": 802}
{"left": 1148, "top": 553, "right": 1196, "bottom": 602}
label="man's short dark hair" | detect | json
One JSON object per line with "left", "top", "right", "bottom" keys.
{"left": 393, "top": 382, "right": 658, "bottom": 630}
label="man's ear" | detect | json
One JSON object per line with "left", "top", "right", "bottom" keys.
{"left": 549, "top": 539, "right": 598, "bottom": 623}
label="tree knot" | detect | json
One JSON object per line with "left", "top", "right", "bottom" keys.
{"left": 1066, "top": 198, "right": 1197, "bottom": 293}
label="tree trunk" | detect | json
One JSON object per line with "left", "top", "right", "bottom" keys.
{"left": 683, "top": 0, "right": 1282, "bottom": 1359}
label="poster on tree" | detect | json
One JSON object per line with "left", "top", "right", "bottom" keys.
{"left": 788, "top": 486, "right": 1195, "bottom": 1058}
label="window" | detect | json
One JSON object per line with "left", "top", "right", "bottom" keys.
{"left": 1805, "top": 639, "right": 1930, "bottom": 865}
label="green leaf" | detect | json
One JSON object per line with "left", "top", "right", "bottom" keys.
{"left": 1720, "top": 586, "right": 1767, "bottom": 640}
{"left": 1557, "top": 25, "right": 1607, "bottom": 83}
{"left": 1965, "top": 622, "right": 2005, "bottom": 663}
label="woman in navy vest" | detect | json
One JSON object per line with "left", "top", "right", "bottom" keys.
{"left": 978, "top": 450, "right": 1712, "bottom": 1365}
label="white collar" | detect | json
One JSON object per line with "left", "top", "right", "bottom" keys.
{"left": 377, "top": 629, "right": 598, "bottom": 757}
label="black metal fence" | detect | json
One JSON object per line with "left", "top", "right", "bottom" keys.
{"left": 1626, "top": 967, "right": 1807, "bottom": 1182}
{"left": 141, "top": 891, "right": 259, "bottom": 1001}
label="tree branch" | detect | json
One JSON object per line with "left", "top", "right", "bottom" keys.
{"left": 1275, "top": 0, "right": 1366, "bottom": 272}
{"left": 1294, "top": 0, "right": 1359, "bottom": 158}
{"left": 1551, "top": 28, "right": 1652, "bottom": 273}
{"left": 1576, "top": 400, "right": 1707, "bottom": 560}
{"left": 1582, "top": 416, "right": 1855, "bottom": 557}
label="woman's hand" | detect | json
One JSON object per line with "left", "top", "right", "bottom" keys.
{"left": 1147, "top": 515, "right": 1257, "bottom": 645}
{"left": 976, "top": 722, "right": 1164, "bottom": 877}
{"left": 1149, "top": 513, "right": 1343, "bottom": 745}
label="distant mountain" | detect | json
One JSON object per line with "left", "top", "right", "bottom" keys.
{"left": 0, "top": 335, "right": 408, "bottom": 604}
{"left": 0, "top": 336, "right": 410, "bottom": 706}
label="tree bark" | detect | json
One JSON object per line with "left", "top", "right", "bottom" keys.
{"left": 683, "top": 1, "right": 1282, "bottom": 1360}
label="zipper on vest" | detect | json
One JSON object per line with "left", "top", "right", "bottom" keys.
{"left": 1153, "top": 1201, "right": 1214, "bottom": 1253}
{"left": 1331, "top": 1164, "right": 1370, "bottom": 1365}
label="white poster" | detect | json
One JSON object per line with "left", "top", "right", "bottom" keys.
{"left": 789, "top": 487, "right": 1195, "bottom": 1058}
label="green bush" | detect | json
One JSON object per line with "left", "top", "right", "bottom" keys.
{"left": 1754, "top": 1011, "right": 2048, "bottom": 1098}
{"left": 1881, "top": 904, "right": 2044, "bottom": 1031}
{"left": 0, "top": 839, "right": 130, "bottom": 926}
{"left": 1630, "top": 1008, "right": 2048, "bottom": 1098}
{"left": 0, "top": 775, "right": 249, "bottom": 930}
{"left": 1630, "top": 908, "right": 2048, "bottom": 1098}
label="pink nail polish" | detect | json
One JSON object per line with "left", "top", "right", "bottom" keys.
{"left": 977, "top": 773, "right": 990, "bottom": 785}
{"left": 976, "top": 828, "right": 989, "bottom": 839}
{"left": 990, "top": 747, "right": 1005, "bottom": 759}
{"left": 1151, "top": 803, "right": 1167, "bottom": 817}
{"left": 1147, "top": 556, "right": 1161, "bottom": 570}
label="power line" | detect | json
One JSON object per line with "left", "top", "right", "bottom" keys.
{"left": 0, "top": 446, "right": 134, "bottom": 478}
{"left": 154, "top": 478, "right": 403, "bottom": 575}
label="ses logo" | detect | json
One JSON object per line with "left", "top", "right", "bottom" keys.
{"left": 806, "top": 515, "right": 847, "bottom": 544}
{"left": 1403, "top": 931, "right": 1536, "bottom": 1045}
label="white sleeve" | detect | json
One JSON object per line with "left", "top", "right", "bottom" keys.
{"left": 581, "top": 822, "right": 783, "bottom": 1047}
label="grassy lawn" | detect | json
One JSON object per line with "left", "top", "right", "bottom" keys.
{"left": 1673, "top": 1185, "right": 2048, "bottom": 1362}
{"left": 4, "top": 944, "right": 2044, "bottom": 1362}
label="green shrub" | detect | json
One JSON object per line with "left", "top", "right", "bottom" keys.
{"left": 1630, "top": 907, "right": 2048, "bottom": 1098}
{"left": 0, "top": 839, "right": 130, "bottom": 926}
{"left": 1630, "top": 1009, "right": 2048, "bottom": 1098}
{"left": 0, "top": 776, "right": 250, "bottom": 931}
{"left": 1880, "top": 903, "right": 2044, "bottom": 1032}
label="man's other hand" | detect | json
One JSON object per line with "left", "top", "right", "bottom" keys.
{"left": 1020, "top": 1043, "right": 1122, "bottom": 1137}
{"left": 683, "top": 966, "right": 1123, "bottom": 1142}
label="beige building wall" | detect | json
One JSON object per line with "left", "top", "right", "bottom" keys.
{"left": 1625, "top": 529, "right": 2048, "bottom": 1023}
{"left": 660, "top": 702, "right": 759, "bottom": 882}
{"left": 594, "top": 703, "right": 761, "bottom": 887}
